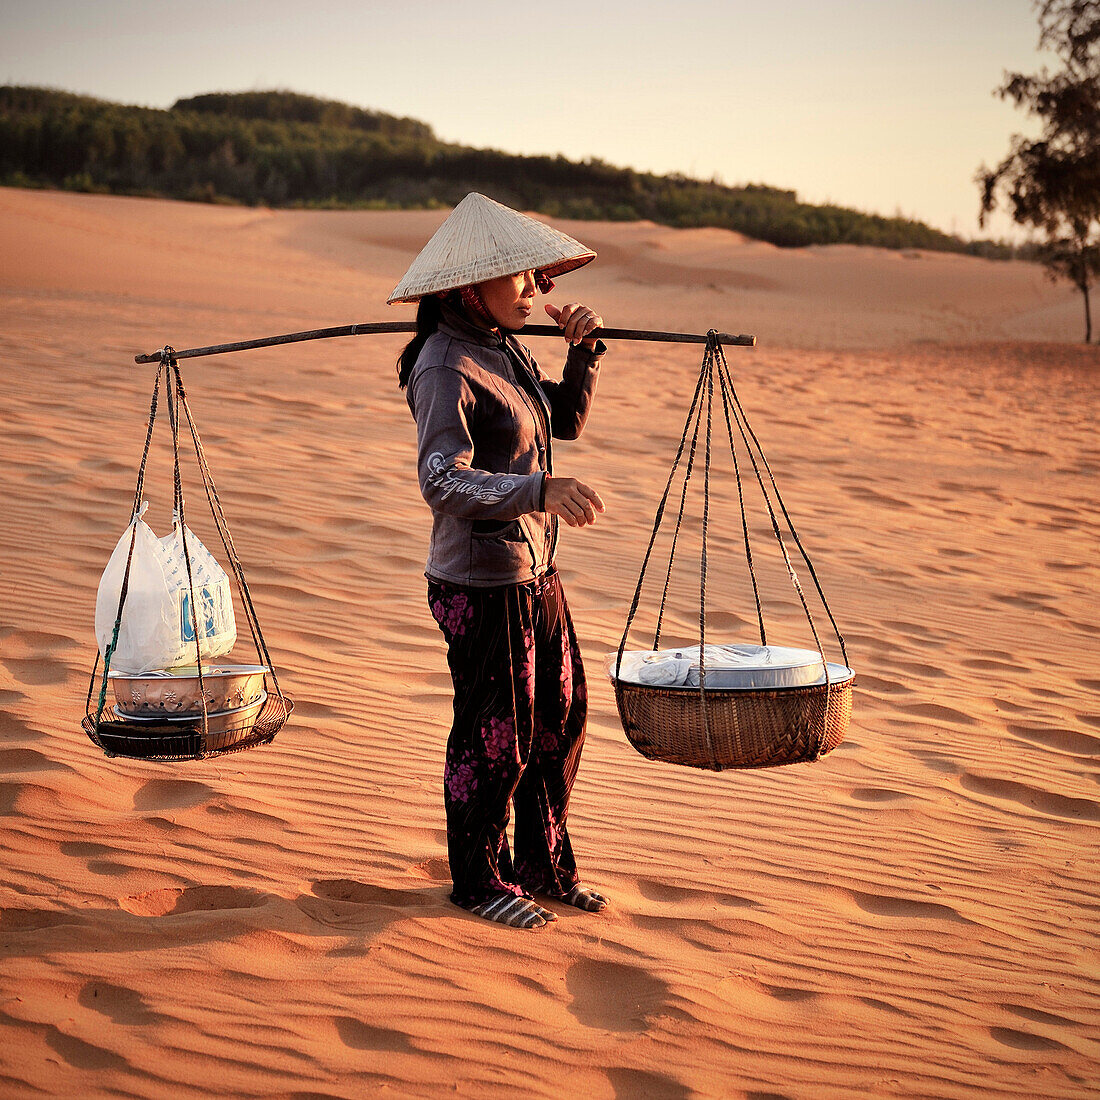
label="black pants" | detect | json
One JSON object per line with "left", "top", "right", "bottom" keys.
{"left": 427, "top": 570, "right": 586, "bottom": 907}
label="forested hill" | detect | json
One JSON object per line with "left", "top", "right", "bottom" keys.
{"left": 0, "top": 86, "right": 1004, "bottom": 255}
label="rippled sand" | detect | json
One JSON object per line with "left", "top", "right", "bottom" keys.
{"left": 0, "top": 188, "right": 1097, "bottom": 1098}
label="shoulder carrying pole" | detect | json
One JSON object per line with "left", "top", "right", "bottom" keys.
{"left": 134, "top": 323, "right": 756, "bottom": 364}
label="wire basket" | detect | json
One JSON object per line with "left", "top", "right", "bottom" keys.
{"left": 84, "top": 352, "right": 292, "bottom": 762}
{"left": 614, "top": 676, "right": 852, "bottom": 771}
{"left": 82, "top": 691, "right": 293, "bottom": 761}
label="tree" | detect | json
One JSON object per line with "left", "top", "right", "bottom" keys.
{"left": 979, "top": 0, "right": 1100, "bottom": 342}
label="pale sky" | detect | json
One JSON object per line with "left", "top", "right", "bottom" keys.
{"left": 1, "top": 0, "right": 1051, "bottom": 241}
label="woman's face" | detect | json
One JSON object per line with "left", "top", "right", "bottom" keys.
{"left": 476, "top": 269, "right": 537, "bottom": 330}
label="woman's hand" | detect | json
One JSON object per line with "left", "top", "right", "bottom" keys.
{"left": 544, "top": 302, "right": 603, "bottom": 349}
{"left": 543, "top": 476, "right": 605, "bottom": 526}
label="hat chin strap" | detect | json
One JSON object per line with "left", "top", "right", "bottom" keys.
{"left": 456, "top": 285, "right": 498, "bottom": 329}
{"left": 440, "top": 271, "right": 553, "bottom": 330}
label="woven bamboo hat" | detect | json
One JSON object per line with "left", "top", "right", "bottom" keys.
{"left": 387, "top": 193, "right": 596, "bottom": 304}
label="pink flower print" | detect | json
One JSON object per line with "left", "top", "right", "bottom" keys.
{"left": 533, "top": 715, "right": 559, "bottom": 754}
{"left": 445, "top": 758, "right": 478, "bottom": 803}
{"left": 558, "top": 660, "right": 573, "bottom": 704}
{"left": 443, "top": 591, "right": 473, "bottom": 636}
{"left": 517, "top": 650, "right": 536, "bottom": 695}
{"left": 544, "top": 803, "right": 561, "bottom": 847}
{"left": 481, "top": 715, "right": 515, "bottom": 762}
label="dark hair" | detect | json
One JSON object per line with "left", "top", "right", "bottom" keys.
{"left": 396, "top": 296, "right": 444, "bottom": 389}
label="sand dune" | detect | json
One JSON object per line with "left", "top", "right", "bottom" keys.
{"left": 1, "top": 188, "right": 1098, "bottom": 1098}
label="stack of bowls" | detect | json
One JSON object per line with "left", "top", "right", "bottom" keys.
{"left": 107, "top": 664, "right": 269, "bottom": 736}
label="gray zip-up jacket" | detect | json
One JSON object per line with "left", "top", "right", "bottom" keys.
{"left": 406, "top": 303, "right": 604, "bottom": 587}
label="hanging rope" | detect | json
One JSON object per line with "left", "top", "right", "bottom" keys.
{"left": 170, "top": 358, "right": 288, "bottom": 719}
{"left": 615, "top": 361, "right": 709, "bottom": 679}
{"left": 615, "top": 331, "right": 848, "bottom": 764}
{"left": 653, "top": 363, "right": 706, "bottom": 651}
{"left": 714, "top": 345, "right": 848, "bottom": 666}
{"left": 87, "top": 361, "right": 165, "bottom": 726}
{"left": 84, "top": 351, "right": 291, "bottom": 758}
{"left": 716, "top": 347, "right": 766, "bottom": 646}
{"left": 696, "top": 334, "right": 717, "bottom": 768}
{"left": 166, "top": 353, "right": 211, "bottom": 741}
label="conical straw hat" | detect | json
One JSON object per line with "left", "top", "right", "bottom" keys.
{"left": 387, "top": 193, "right": 596, "bottom": 304}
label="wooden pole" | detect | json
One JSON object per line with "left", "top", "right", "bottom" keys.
{"left": 134, "top": 322, "right": 756, "bottom": 364}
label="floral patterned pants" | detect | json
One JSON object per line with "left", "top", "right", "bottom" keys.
{"left": 427, "top": 569, "right": 587, "bottom": 908}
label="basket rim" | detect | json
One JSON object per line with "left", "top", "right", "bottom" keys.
{"left": 612, "top": 672, "right": 855, "bottom": 703}
{"left": 82, "top": 695, "right": 293, "bottom": 760}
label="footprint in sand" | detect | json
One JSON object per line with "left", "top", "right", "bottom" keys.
{"left": 409, "top": 856, "right": 449, "bottom": 882}
{"left": 960, "top": 772, "right": 1100, "bottom": 823}
{"left": 0, "top": 747, "right": 71, "bottom": 773}
{"left": 604, "top": 1067, "right": 692, "bottom": 1100}
{"left": 849, "top": 890, "right": 970, "bottom": 924}
{"left": 44, "top": 1027, "right": 129, "bottom": 1071}
{"left": 989, "top": 1026, "right": 1067, "bottom": 1052}
{"left": 310, "top": 879, "right": 435, "bottom": 908}
{"left": 631, "top": 912, "right": 758, "bottom": 954}
{"left": 850, "top": 787, "right": 909, "bottom": 804}
{"left": 909, "top": 750, "right": 958, "bottom": 775}
{"left": 855, "top": 673, "right": 913, "bottom": 696}
{"left": 899, "top": 701, "right": 978, "bottom": 727}
{"left": 132, "top": 779, "right": 214, "bottom": 812}
{"left": 635, "top": 876, "right": 755, "bottom": 909}
{"left": 78, "top": 981, "right": 160, "bottom": 1025}
{"left": 0, "top": 906, "right": 72, "bottom": 932}
{"left": 295, "top": 879, "right": 436, "bottom": 929}
{"left": 1005, "top": 722, "right": 1100, "bottom": 757}
{"left": 0, "top": 710, "right": 46, "bottom": 742}
{"left": 119, "top": 885, "right": 269, "bottom": 917}
{"left": 565, "top": 959, "right": 674, "bottom": 1032}
{"left": 762, "top": 983, "right": 819, "bottom": 1003}
{"left": 1002, "top": 1003, "right": 1077, "bottom": 1029}
{"left": 0, "top": 779, "right": 27, "bottom": 814}
{"left": 0, "top": 655, "right": 71, "bottom": 687}
{"left": 333, "top": 1016, "right": 417, "bottom": 1053}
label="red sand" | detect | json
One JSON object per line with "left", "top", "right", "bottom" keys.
{"left": 1, "top": 188, "right": 1097, "bottom": 1098}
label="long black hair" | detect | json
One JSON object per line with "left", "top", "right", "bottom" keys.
{"left": 396, "top": 296, "right": 443, "bottom": 389}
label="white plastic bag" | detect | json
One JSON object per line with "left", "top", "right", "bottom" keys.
{"left": 159, "top": 517, "right": 236, "bottom": 666}
{"left": 95, "top": 503, "right": 237, "bottom": 674}
{"left": 95, "top": 502, "right": 182, "bottom": 674}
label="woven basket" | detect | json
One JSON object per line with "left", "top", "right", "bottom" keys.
{"left": 614, "top": 677, "right": 853, "bottom": 771}
{"left": 82, "top": 692, "right": 293, "bottom": 762}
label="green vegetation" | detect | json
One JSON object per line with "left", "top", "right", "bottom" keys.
{"left": 2, "top": 85, "right": 1014, "bottom": 256}
{"left": 978, "top": 0, "right": 1100, "bottom": 340}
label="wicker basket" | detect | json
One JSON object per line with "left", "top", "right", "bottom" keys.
{"left": 82, "top": 692, "right": 293, "bottom": 762}
{"left": 614, "top": 676, "right": 853, "bottom": 771}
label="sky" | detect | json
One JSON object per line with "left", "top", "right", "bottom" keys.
{"left": 0, "top": 0, "right": 1054, "bottom": 241}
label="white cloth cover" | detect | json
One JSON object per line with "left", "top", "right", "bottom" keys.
{"left": 608, "top": 643, "right": 852, "bottom": 690}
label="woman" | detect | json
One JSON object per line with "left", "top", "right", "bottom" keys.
{"left": 390, "top": 193, "right": 608, "bottom": 930}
